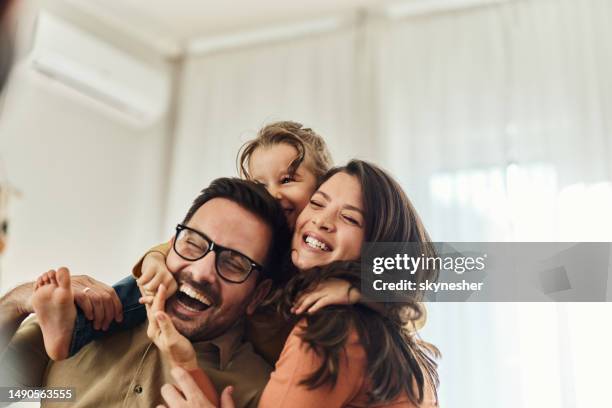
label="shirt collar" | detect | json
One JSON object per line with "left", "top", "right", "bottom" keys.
{"left": 192, "top": 320, "right": 245, "bottom": 370}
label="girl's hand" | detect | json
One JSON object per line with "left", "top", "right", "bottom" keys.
{"left": 145, "top": 284, "right": 198, "bottom": 371}
{"left": 157, "top": 367, "right": 233, "bottom": 408}
{"left": 138, "top": 251, "right": 178, "bottom": 298}
{"left": 291, "top": 278, "right": 361, "bottom": 315}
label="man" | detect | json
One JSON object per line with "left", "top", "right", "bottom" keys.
{"left": 0, "top": 177, "right": 290, "bottom": 407}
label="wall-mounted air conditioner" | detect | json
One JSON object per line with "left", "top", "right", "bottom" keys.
{"left": 29, "top": 12, "right": 170, "bottom": 126}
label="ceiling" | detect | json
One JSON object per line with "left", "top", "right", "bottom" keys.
{"left": 65, "top": 0, "right": 397, "bottom": 44}
{"left": 40, "top": 0, "right": 496, "bottom": 58}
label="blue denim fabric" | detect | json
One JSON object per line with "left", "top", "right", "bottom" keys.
{"left": 68, "top": 275, "right": 146, "bottom": 356}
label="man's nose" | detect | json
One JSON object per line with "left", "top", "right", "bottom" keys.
{"left": 190, "top": 252, "right": 218, "bottom": 285}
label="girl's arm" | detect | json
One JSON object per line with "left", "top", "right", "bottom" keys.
{"left": 133, "top": 241, "right": 177, "bottom": 296}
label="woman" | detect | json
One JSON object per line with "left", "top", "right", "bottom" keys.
{"left": 149, "top": 160, "right": 439, "bottom": 408}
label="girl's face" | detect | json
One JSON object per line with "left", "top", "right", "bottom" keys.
{"left": 291, "top": 172, "right": 365, "bottom": 271}
{"left": 249, "top": 143, "right": 318, "bottom": 229}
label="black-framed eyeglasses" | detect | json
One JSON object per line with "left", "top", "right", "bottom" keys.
{"left": 173, "top": 224, "right": 264, "bottom": 284}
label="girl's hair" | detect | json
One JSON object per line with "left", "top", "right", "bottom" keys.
{"left": 237, "top": 121, "right": 332, "bottom": 183}
{"left": 276, "top": 160, "right": 440, "bottom": 405}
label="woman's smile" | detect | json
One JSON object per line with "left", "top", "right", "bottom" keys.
{"left": 291, "top": 172, "right": 365, "bottom": 271}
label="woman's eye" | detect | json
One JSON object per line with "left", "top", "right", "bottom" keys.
{"left": 343, "top": 215, "right": 360, "bottom": 226}
{"left": 310, "top": 200, "right": 323, "bottom": 208}
{"left": 280, "top": 176, "right": 294, "bottom": 184}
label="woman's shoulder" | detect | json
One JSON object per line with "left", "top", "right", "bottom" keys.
{"left": 289, "top": 317, "right": 366, "bottom": 362}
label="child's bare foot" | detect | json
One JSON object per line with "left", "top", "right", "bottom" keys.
{"left": 32, "top": 267, "right": 76, "bottom": 360}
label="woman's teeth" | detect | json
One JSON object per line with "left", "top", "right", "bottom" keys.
{"left": 304, "top": 235, "right": 330, "bottom": 251}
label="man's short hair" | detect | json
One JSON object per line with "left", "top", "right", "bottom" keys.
{"left": 183, "top": 177, "right": 290, "bottom": 284}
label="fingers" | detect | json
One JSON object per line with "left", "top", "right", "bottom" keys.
{"left": 292, "top": 292, "right": 322, "bottom": 315}
{"left": 110, "top": 289, "right": 124, "bottom": 323}
{"left": 160, "top": 383, "right": 188, "bottom": 408}
{"left": 71, "top": 275, "right": 124, "bottom": 328}
{"left": 152, "top": 284, "right": 168, "bottom": 315}
{"left": 139, "top": 251, "right": 169, "bottom": 293}
{"left": 74, "top": 291, "right": 95, "bottom": 321}
{"left": 88, "top": 289, "right": 105, "bottom": 330}
{"left": 164, "top": 275, "right": 178, "bottom": 297}
{"left": 99, "top": 290, "right": 116, "bottom": 331}
{"left": 299, "top": 296, "right": 329, "bottom": 315}
{"left": 146, "top": 302, "right": 159, "bottom": 340}
{"left": 147, "top": 284, "right": 167, "bottom": 339}
{"left": 137, "top": 266, "right": 156, "bottom": 289}
{"left": 170, "top": 367, "right": 211, "bottom": 407}
{"left": 156, "top": 311, "right": 179, "bottom": 340}
{"left": 220, "top": 386, "right": 236, "bottom": 408}
{"left": 139, "top": 269, "right": 177, "bottom": 300}
{"left": 144, "top": 271, "right": 165, "bottom": 294}
{"left": 139, "top": 295, "right": 155, "bottom": 305}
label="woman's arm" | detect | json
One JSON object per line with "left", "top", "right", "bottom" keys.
{"left": 159, "top": 367, "right": 234, "bottom": 408}
{"left": 164, "top": 322, "right": 365, "bottom": 408}
{"left": 258, "top": 322, "right": 365, "bottom": 408}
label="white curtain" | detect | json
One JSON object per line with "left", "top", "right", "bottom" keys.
{"left": 168, "top": 1, "right": 612, "bottom": 406}
{"left": 379, "top": 1, "right": 612, "bottom": 406}
{"left": 164, "top": 28, "right": 379, "bottom": 232}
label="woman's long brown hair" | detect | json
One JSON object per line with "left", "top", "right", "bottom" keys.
{"left": 274, "top": 160, "right": 439, "bottom": 405}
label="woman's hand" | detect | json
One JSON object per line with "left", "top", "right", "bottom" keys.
{"left": 291, "top": 278, "right": 361, "bottom": 315}
{"left": 157, "top": 367, "right": 233, "bottom": 408}
{"left": 138, "top": 251, "right": 178, "bottom": 299}
{"left": 144, "top": 284, "right": 198, "bottom": 371}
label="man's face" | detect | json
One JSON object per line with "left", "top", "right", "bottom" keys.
{"left": 165, "top": 198, "right": 272, "bottom": 341}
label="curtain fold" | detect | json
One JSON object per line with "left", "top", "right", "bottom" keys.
{"left": 167, "top": 1, "right": 612, "bottom": 406}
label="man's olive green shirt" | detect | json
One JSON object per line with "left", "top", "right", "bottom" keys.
{"left": 0, "top": 317, "right": 271, "bottom": 407}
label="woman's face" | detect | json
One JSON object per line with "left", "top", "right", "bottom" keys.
{"left": 291, "top": 172, "right": 365, "bottom": 270}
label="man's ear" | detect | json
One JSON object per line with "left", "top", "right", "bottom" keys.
{"left": 246, "top": 278, "right": 272, "bottom": 315}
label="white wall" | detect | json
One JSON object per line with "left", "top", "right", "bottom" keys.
{"left": 0, "top": 62, "right": 171, "bottom": 290}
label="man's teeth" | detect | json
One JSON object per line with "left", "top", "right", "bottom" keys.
{"left": 179, "top": 284, "right": 211, "bottom": 306}
{"left": 305, "top": 235, "right": 330, "bottom": 251}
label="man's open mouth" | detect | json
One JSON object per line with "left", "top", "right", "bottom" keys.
{"left": 176, "top": 283, "right": 213, "bottom": 312}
